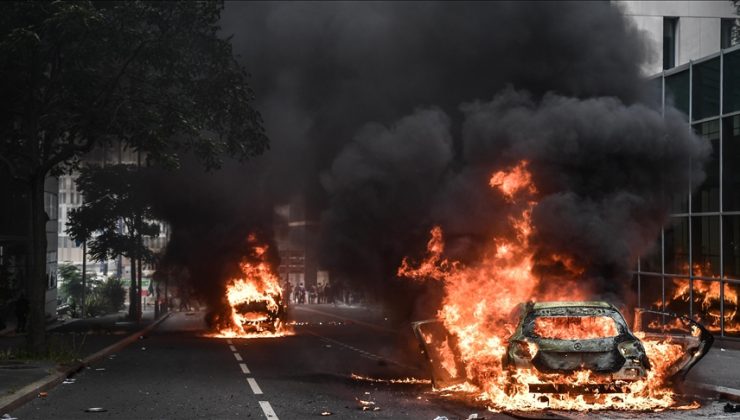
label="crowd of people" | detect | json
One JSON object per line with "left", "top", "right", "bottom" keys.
{"left": 282, "top": 281, "right": 360, "bottom": 305}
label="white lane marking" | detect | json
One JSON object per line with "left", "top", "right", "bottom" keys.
{"left": 234, "top": 352, "right": 243, "bottom": 361}
{"left": 239, "top": 363, "right": 251, "bottom": 374}
{"left": 247, "top": 377, "right": 263, "bottom": 394}
{"left": 227, "top": 339, "right": 233, "bottom": 345}
{"left": 259, "top": 401, "right": 278, "bottom": 419}
{"left": 229, "top": 345, "right": 237, "bottom": 352}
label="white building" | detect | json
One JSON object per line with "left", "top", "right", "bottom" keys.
{"left": 616, "top": 1, "right": 739, "bottom": 75}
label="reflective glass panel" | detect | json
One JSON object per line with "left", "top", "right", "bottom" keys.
{"left": 665, "top": 70, "right": 690, "bottom": 117}
{"left": 693, "top": 279, "right": 723, "bottom": 334}
{"left": 664, "top": 217, "right": 689, "bottom": 275}
{"left": 723, "top": 281, "right": 740, "bottom": 337}
{"left": 724, "top": 116, "right": 740, "bottom": 210}
{"left": 639, "top": 235, "right": 662, "bottom": 273}
{"left": 691, "top": 119, "right": 720, "bottom": 212}
{"left": 692, "top": 216, "right": 721, "bottom": 277}
{"left": 724, "top": 49, "right": 740, "bottom": 113}
{"left": 692, "top": 58, "right": 720, "bottom": 120}
{"left": 724, "top": 216, "right": 740, "bottom": 280}
{"left": 664, "top": 277, "right": 691, "bottom": 319}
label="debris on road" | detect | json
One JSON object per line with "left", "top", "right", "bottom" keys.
{"left": 320, "top": 411, "right": 333, "bottom": 416}
{"left": 38, "top": 392, "right": 48, "bottom": 398}
{"left": 62, "top": 378, "right": 76, "bottom": 384}
{"left": 356, "top": 397, "right": 380, "bottom": 411}
{"left": 84, "top": 407, "right": 108, "bottom": 413}
{"left": 725, "top": 403, "right": 740, "bottom": 413}
{"left": 94, "top": 368, "right": 105, "bottom": 371}
{"left": 2, "top": 414, "right": 19, "bottom": 420}
{"left": 433, "top": 417, "right": 449, "bottom": 420}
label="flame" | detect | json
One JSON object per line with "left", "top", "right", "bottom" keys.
{"left": 350, "top": 374, "right": 431, "bottom": 385}
{"left": 209, "top": 235, "right": 293, "bottom": 338}
{"left": 653, "top": 262, "right": 740, "bottom": 334}
{"left": 533, "top": 316, "right": 618, "bottom": 340}
{"left": 400, "top": 160, "right": 694, "bottom": 411}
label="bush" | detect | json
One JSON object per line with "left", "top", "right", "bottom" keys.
{"left": 97, "top": 277, "right": 126, "bottom": 313}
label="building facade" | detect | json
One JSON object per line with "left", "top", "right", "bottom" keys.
{"left": 620, "top": 1, "right": 740, "bottom": 338}
{"left": 0, "top": 174, "right": 59, "bottom": 320}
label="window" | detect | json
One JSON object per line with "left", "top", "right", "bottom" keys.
{"left": 664, "top": 17, "right": 678, "bottom": 70}
{"left": 639, "top": 235, "right": 662, "bottom": 273}
{"left": 725, "top": 216, "right": 740, "bottom": 280}
{"left": 692, "top": 119, "right": 720, "bottom": 212}
{"left": 722, "top": 18, "right": 740, "bottom": 49}
{"left": 725, "top": 116, "right": 740, "bottom": 210}
{"left": 692, "top": 58, "right": 720, "bottom": 121}
{"left": 665, "top": 217, "right": 689, "bottom": 275}
{"left": 724, "top": 49, "right": 740, "bottom": 114}
{"left": 665, "top": 70, "right": 690, "bottom": 117}
{"left": 692, "top": 216, "right": 721, "bottom": 277}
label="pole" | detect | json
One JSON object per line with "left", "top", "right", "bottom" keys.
{"left": 81, "top": 240, "right": 86, "bottom": 318}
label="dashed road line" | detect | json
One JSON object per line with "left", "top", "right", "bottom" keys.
{"left": 239, "top": 363, "right": 251, "bottom": 374}
{"left": 259, "top": 401, "right": 278, "bottom": 419}
{"left": 227, "top": 339, "right": 233, "bottom": 345}
{"left": 234, "top": 352, "right": 243, "bottom": 361}
{"left": 229, "top": 344, "right": 237, "bottom": 352}
{"left": 247, "top": 377, "right": 263, "bottom": 394}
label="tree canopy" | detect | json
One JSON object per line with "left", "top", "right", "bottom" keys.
{"left": 0, "top": 0, "right": 268, "bottom": 351}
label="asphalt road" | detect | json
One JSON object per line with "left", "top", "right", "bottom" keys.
{"left": 9, "top": 305, "right": 736, "bottom": 420}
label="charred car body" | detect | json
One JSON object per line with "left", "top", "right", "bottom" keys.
{"left": 413, "top": 300, "right": 713, "bottom": 394}
{"left": 233, "top": 292, "right": 286, "bottom": 332}
{"left": 503, "top": 301, "right": 649, "bottom": 393}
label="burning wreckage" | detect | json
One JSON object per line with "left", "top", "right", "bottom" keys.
{"left": 207, "top": 235, "right": 292, "bottom": 339}
{"left": 412, "top": 302, "right": 712, "bottom": 405}
{"left": 398, "top": 161, "right": 715, "bottom": 411}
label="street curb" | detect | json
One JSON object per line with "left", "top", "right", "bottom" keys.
{"left": 683, "top": 380, "right": 740, "bottom": 403}
{"left": 0, "top": 312, "right": 172, "bottom": 414}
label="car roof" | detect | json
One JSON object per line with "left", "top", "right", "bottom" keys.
{"left": 530, "top": 301, "right": 617, "bottom": 310}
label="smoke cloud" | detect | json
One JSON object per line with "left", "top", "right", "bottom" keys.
{"left": 143, "top": 1, "right": 708, "bottom": 318}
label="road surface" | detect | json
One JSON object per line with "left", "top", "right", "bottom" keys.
{"left": 10, "top": 305, "right": 735, "bottom": 419}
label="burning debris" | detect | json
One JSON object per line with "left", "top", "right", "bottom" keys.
{"left": 350, "top": 374, "right": 432, "bottom": 385}
{"left": 207, "top": 235, "right": 293, "bottom": 339}
{"left": 400, "top": 162, "right": 711, "bottom": 411}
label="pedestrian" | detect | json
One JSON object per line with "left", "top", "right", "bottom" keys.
{"left": 15, "top": 292, "right": 29, "bottom": 333}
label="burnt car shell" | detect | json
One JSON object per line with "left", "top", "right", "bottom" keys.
{"left": 234, "top": 293, "right": 286, "bottom": 332}
{"left": 503, "top": 301, "right": 650, "bottom": 384}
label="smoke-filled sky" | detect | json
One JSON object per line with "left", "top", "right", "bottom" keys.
{"left": 149, "top": 1, "right": 709, "bottom": 316}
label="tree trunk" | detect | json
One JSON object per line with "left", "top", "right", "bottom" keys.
{"left": 129, "top": 257, "right": 137, "bottom": 320}
{"left": 26, "top": 174, "right": 48, "bottom": 353}
{"left": 137, "top": 255, "right": 142, "bottom": 321}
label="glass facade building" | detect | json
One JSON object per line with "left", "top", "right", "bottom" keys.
{"left": 636, "top": 44, "right": 740, "bottom": 338}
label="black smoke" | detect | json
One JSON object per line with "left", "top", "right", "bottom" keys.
{"left": 145, "top": 2, "right": 708, "bottom": 319}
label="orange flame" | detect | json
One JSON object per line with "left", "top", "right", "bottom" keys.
{"left": 654, "top": 262, "right": 740, "bottom": 334}
{"left": 209, "top": 235, "right": 293, "bottom": 339}
{"left": 400, "top": 160, "right": 693, "bottom": 411}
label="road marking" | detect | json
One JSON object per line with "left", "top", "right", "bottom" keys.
{"left": 239, "top": 363, "right": 251, "bottom": 374}
{"left": 234, "top": 352, "right": 243, "bottom": 361}
{"left": 227, "top": 339, "right": 233, "bottom": 345}
{"left": 229, "top": 345, "right": 237, "bottom": 352}
{"left": 259, "top": 401, "right": 278, "bottom": 419}
{"left": 247, "top": 377, "right": 263, "bottom": 394}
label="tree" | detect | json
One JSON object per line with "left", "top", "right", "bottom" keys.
{"left": 67, "top": 164, "right": 161, "bottom": 321}
{"left": 0, "top": 1, "right": 267, "bottom": 352}
{"left": 58, "top": 263, "right": 87, "bottom": 317}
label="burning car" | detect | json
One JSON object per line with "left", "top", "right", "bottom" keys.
{"left": 502, "top": 301, "right": 650, "bottom": 393}
{"left": 231, "top": 290, "right": 286, "bottom": 333}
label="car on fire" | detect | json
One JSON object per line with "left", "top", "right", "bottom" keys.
{"left": 233, "top": 292, "right": 286, "bottom": 332}
{"left": 502, "top": 301, "right": 649, "bottom": 393}
{"left": 412, "top": 301, "right": 713, "bottom": 394}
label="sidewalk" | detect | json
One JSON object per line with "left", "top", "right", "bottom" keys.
{"left": 0, "top": 309, "right": 169, "bottom": 412}
{"left": 684, "top": 338, "right": 740, "bottom": 401}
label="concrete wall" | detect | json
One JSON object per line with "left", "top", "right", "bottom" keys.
{"left": 616, "top": 0, "right": 738, "bottom": 75}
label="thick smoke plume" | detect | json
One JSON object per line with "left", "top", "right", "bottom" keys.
{"left": 145, "top": 2, "right": 708, "bottom": 319}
